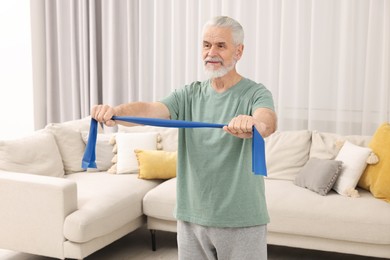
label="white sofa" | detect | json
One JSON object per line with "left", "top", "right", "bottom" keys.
{"left": 0, "top": 118, "right": 390, "bottom": 259}
{"left": 0, "top": 118, "right": 164, "bottom": 260}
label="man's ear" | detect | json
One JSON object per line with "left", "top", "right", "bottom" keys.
{"left": 235, "top": 44, "right": 244, "bottom": 60}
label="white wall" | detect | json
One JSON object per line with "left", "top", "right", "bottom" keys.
{"left": 0, "top": 0, "right": 34, "bottom": 139}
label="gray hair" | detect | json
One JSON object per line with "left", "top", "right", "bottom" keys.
{"left": 203, "top": 16, "right": 244, "bottom": 45}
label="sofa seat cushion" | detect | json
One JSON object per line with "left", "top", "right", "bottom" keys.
{"left": 64, "top": 172, "right": 162, "bottom": 243}
{"left": 265, "top": 179, "right": 390, "bottom": 245}
{"left": 143, "top": 177, "right": 176, "bottom": 221}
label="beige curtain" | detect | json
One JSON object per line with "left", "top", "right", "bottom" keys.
{"left": 31, "top": 0, "right": 390, "bottom": 135}
{"left": 31, "top": 0, "right": 100, "bottom": 129}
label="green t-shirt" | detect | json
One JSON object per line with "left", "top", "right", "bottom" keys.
{"left": 160, "top": 77, "right": 274, "bottom": 228}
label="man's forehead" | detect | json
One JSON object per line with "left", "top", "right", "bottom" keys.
{"left": 203, "top": 26, "right": 233, "bottom": 43}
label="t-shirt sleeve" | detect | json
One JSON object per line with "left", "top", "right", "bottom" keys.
{"left": 159, "top": 88, "right": 184, "bottom": 120}
{"left": 251, "top": 84, "right": 275, "bottom": 114}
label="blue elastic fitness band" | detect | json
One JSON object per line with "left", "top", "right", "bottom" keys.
{"left": 82, "top": 116, "right": 267, "bottom": 176}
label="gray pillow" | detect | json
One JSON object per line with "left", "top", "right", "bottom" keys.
{"left": 294, "top": 158, "right": 342, "bottom": 196}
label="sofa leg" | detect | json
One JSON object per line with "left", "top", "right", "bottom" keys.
{"left": 150, "top": 229, "right": 157, "bottom": 251}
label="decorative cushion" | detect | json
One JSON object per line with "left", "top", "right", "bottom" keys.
{"left": 332, "top": 141, "right": 371, "bottom": 196}
{"left": 115, "top": 132, "right": 158, "bottom": 174}
{"left": 60, "top": 116, "right": 103, "bottom": 133}
{"left": 81, "top": 132, "right": 114, "bottom": 172}
{"left": 0, "top": 131, "right": 64, "bottom": 177}
{"left": 45, "top": 123, "right": 86, "bottom": 174}
{"left": 264, "top": 130, "right": 312, "bottom": 180}
{"left": 310, "top": 131, "right": 372, "bottom": 160}
{"left": 294, "top": 158, "right": 342, "bottom": 196}
{"left": 358, "top": 123, "right": 390, "bottom": 203}
{"left": 118, "top": 125, "right": 178, "bottom": 151}
{"left": 135, "top": 149, "right": 177, "bottom": 180}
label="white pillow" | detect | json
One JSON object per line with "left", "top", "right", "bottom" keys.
{"left": 333, "top": 141, "right": 372, "bottom": 196}
{"left": 0, "top": 131, "right": 64, "bottom": 177}
{"left": 81, "top": 132, "right": 114, "bottom": 171}
{"left": 116, "top": 132, "right": 158, "bottom": 174}
{"left": 118, "top": 125, "right": 178, "bottom": 152}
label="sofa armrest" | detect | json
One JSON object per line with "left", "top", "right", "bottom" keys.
{"left": 0, "top": 170, "right": 77, "bottom": 259}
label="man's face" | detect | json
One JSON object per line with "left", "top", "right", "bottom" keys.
{"left": 202, "top": 26, "right": 243, "bottom": 79}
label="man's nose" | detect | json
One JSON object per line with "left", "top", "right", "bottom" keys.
{"left": 208, "top": 45, "right": 218, "bottom": 56}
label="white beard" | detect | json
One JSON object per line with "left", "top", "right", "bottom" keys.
{"left": 203, "top": 59, "right": 236, "bottom": 79}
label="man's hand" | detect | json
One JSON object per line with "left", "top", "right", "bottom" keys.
{"left": 223, "top": 115, "right": 264, "bottom": 139}
{"left": 91, "top": 104, "right": 116, "bottom": 127}
{"left": 223, "top": 108, "right": 276, "bottom": 139}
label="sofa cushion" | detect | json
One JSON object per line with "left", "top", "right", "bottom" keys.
{"left": 135, "top": 149, "right": 177, "bottom": 180}
{"left": 115, "top": 132, "right": 159, "bottom": 174}
{"left": 294, "top": 158, "right": 342, "bottom": 196}
{"left": 44, "top": 116, "right": 103, "bottom": 174}
{"left": 310, "top": 131, "right": 372, "bottom": 160}
{"left": 63, "top": 172, "right": 162, "bottom": 243}
{"left": 265, "top": 179, "right": 390, "bottom": 245}
{"left": 358, "top": 123, "right": 390, "bottom": 203}
{"left": 45, "top": 124, "right": 86, "bottom": 174}
{"left": 0, "top": 131, "right": 64, "bottom": 177}
{"left": 118, "top": 125, "right": 178, "bottom": 152}
{"left": 264, "top": 130, "right": 312, "bottom": 180}
{"left": 333, "top": 141, "right": 371, "bottom": 196}
{"left": 59, "top": 116, "right": 102, "bottom": 133}
{"left": 143, "top": 177, "right": 177, "bottom": 221}
{"left": 81, "top": 131, "right": 114, "bottom": 172}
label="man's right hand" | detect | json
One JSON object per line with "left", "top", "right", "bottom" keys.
{"left": 91, "top": 104, "right": 117, "bottom": 127}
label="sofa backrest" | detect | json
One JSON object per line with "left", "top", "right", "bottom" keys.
{"left": 264, "top": 130, "right": 372, "bottom": 181}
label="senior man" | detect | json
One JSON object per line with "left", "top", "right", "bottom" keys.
{"left": 92, "top": 16, "right": 277, "bottom": 260}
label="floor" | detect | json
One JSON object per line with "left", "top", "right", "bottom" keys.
{"left": 0, "top": 226, "right": 387, "bottom": 260}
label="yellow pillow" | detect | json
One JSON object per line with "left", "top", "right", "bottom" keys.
{"left": 135, "top": 149, "right": 177, "bottom": 180}
{"left": 358, "top": 123, "right": 390, "bottom": 203}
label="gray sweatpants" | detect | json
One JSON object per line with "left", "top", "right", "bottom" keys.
{"left": 177, "top": 220, "right": 267, "bottom": 260}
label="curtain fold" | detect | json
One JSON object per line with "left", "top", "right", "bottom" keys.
{"left": 31, "top": 0, "right": 390, "bottom": 135}
{"left": 32, "top": 0, "right": 98, "bottom": 128}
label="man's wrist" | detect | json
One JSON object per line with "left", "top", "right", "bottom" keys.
{"left": 112, "top": 106, "right": 122, "bottom": 118}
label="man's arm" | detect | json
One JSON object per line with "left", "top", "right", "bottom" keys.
{"left": 91, "top": 101, "right": 170, "bottom": 127}
{"left": 252, "top": 107, "right": 277, "bottom": 138}
{"left": 223, "top": 107, "right": 277, "bottom": 138}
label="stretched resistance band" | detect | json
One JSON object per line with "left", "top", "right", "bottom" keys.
{"left": 82, "top": 116, "right": 267, "bottom": 176}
